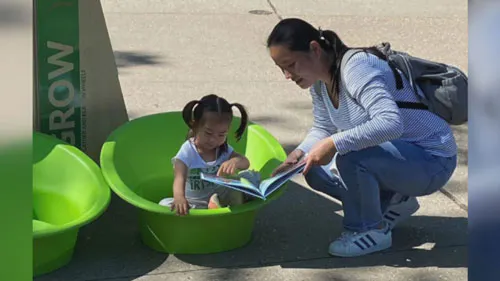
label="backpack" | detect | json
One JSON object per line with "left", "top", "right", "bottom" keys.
{"left": 338, "top": 42, "right": 468, "bottom": 125}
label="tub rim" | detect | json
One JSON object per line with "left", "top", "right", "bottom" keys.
{"left": 100, "top": 111, "right": 289, "bottom": 217}
{"left": 33, "top": 132, "right": 111, "bottom": 238}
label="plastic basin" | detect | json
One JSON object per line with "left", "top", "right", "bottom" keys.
{"left": 100, "top": 111, "right": 287, "bottom": 254}
{"left": 33, "top": 132, "right": 111, "bottom": 276}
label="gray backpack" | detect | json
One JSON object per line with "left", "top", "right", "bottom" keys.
{"left": 339, "top": 42, "right": 468, "bottom": 125}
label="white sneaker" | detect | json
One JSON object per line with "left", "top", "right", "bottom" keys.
{"left": 383, "top": 194, "right": 420, "bottom": 229}
{"left": 328, "top": 226, "right": 392, "bottom": 257}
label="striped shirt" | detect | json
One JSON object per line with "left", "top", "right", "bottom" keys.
{"left": 297, "top": 52, "right": 457, "bottom": 157}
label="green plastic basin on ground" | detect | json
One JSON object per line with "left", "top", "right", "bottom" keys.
{"left": 33, "top": 132, "right": 111, "bottom": 277}
{"left": 100, "top": 111, "right": 287, "bottom": 254}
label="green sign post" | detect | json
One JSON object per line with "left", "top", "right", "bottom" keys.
{"left": 34, "top": 0, "right": 128, "bottom": 162}
{"left": 35, "top": 0, "right": 82, "bottom": 148}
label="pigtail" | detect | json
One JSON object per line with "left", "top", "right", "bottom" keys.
{"left": 231, "top": 103, "right": 248, "bottom": 141}
{"left": 182, "top": 100, "right": 199, "bottom": 128}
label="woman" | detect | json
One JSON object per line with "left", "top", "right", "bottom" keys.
{"left": 267, "top": 18, "right": 457, "bottom": 257}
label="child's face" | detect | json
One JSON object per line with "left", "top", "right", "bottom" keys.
{"left": 194, "top": 112, "right": 231, "bottom": 151}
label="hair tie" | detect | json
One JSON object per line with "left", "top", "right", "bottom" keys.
{"left": 318, "top": 27, "right": 330, "bottom": 46}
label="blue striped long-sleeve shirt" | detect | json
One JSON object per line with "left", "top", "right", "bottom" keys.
{"left": 297, "top": 52, "right": 457, "bottom": 157}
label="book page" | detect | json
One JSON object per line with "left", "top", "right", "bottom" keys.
{"left": 237, "top": 170, "right": 261, "bottom": 187}
{"left": 260, "top": 161, "right": 306, "bottom": 196}
{"left": 200, "top": 173, "right": 261, "bottom": 193}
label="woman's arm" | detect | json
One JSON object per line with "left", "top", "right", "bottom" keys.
{"left": 296, "top": 83, "right": 339, "bottom": 154}
{"left": 331, "top": 53, "right": 404, "bottom": 155}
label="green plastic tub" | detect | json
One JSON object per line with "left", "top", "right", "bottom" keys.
{"left": 100, "top": 112, "right": 287, "bottom": 254}
{"left": 33, "top": 132, "right": 111, "bottom": 276}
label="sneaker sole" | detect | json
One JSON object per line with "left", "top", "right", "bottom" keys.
{"left": 328, "top": 242, "right": 392, "bottom": 258}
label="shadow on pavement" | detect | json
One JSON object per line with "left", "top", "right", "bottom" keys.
{"left": 34, "top": 181, "right": 466, "bottom": 281}
{"left": 34, "top": 194, "right": 168, "bottom": 281}
{"left": 176, "top": 182, "right": 467, "bottom": 270}
{"left": 0, "top": 2, "right": 31, "bottom": 27}
{"left": 114, "top": 51, "right": 165, "bottom": 69}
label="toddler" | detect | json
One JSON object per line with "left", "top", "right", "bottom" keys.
{"left": 159, "top": 94, "right": 250, "bottom": 216}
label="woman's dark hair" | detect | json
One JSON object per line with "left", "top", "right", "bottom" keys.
{"left": 266, "top": 18, "right": 383, "bottom": 97}
{"left": 182, "top": 94, "right": 248, "bottom": 148}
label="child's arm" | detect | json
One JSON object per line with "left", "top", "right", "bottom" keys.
{"left": 172, "top": 159, "right": 190, "bottom": 216}
{"left": 217, "top": 151, "right": 250, "bottom": 176}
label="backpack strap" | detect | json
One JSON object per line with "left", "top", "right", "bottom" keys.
{"left": 364, "top": 48, "right": 404, "bottom": 90}
{"left": 340, "top": 48, "right": 404, "bottom": 90}
{"left": 394, "top": 101, "right": 428, "bottom": 110}
{"left": 319, "top": 48, "right": 426, "bottom": 111}
{"left": 340, "top": 47, "right": 428, "bottom": 111}
{"left": 338, "top": 49, "right": 364, "bottom": 101}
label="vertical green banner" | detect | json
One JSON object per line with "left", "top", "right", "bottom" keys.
{"left": 35, "top": 0, "right": 82, "bottom": 149}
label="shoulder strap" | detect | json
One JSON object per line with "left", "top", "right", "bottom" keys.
{"left": 338, "top": 49, "right": 364, "bottom": 100}
{"left": 339, "top": 47, "right": 421, "bottom": 110}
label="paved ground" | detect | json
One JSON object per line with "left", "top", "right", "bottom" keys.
{"left": 36, "top": 1, "right": 468, "bottom": 280}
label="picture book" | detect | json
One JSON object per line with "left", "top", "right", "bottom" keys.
{"left": 200, "top": 160, "right": 306, "bottom": 200}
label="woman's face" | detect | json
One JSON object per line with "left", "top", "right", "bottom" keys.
{"left": 269, "top": 43, "right": 322, "bottom": 89}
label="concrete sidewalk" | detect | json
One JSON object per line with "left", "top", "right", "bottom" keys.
{"left": 36, "top": 1, "right": 468, "bottom": 280}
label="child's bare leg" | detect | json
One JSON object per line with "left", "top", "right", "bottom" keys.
{"left": 208, "top": 194, "right": 222, "bottom": 209}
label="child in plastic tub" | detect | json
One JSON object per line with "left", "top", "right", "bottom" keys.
{"left": 159, "top": 94, "right": 250, "bottom": 216}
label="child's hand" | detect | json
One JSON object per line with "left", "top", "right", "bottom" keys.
{"left": 217, "top": 158, "right": 239, "bottom": 176}
{"left": 171, "top": 196, "right": 190, "bottom": 216}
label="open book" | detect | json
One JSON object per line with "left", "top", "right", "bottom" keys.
{"left": 200, "top": 160, "right": 306, "bottom": 200}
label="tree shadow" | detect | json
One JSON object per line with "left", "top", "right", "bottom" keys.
{"left": 250, "top": 115, "right": 285, "bottom": 125}
{"left": 34, "top": 194, "right": 168, "bottom": 281}
{"left": 114, "top": 51, "right": 165, "bottom": 69}
{"left": 175, "top": 181, "right": 467, "bottom": 270}
{"left": 0, "top": 2, "right": 30, "bottom": 27}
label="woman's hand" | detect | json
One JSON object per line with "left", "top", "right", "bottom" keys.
{"left": 303, "top": 137, "right": 337, "bottom": 175}
{"left": 272, "top": 149, "right": 305, "bottom": 176}
{"left": 171, "top": 195, "right": 190, "bottom": 216}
